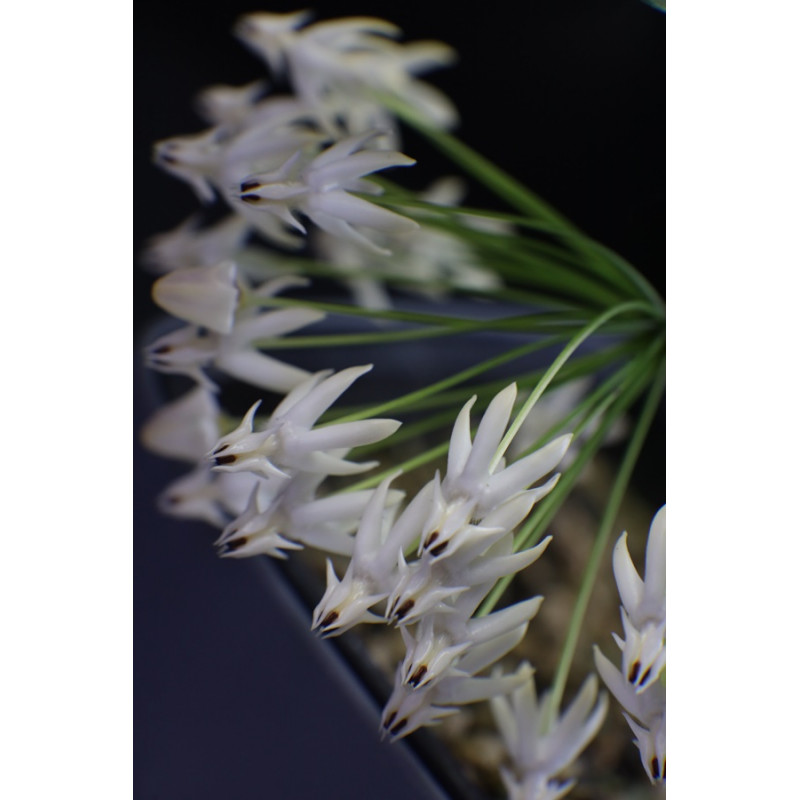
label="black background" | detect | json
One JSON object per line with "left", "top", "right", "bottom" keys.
{"left": 135, "top": 3, "right": 664, "bottom": 798}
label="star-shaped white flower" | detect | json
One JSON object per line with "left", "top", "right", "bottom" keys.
{"left": 398, "top": 594, "right": 543, "bottom": 691}
{"left": 208, "top": 364, "right": 400, "bottom": 481}
{"left": 236, "top": 130, "right": 418, "bottom": 254}
{"left": 215, "top": 471, "right": 404, "bottom": 561}
{"left": 311, "top": 473, "right": 434, "bottom": 637}
{"left": 386, "top": 518, "right": 552, "bottom": 628}
{"left": 380, "top": 650, "right": 533, "bottom": 741}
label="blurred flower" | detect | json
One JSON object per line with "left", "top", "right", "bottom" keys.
{"left": 312, "top": 177, "right": 504, "bottom": 310}
{"left": 151, "top": 260, "right": 239, "bottom": 334}
{"left": 144, "top": 277, "right": 324, "bottom": 393}
{"left": 156, "top": 465, "right": 264, "bottom": 530}
{"left": 508, "top": 378, "right": 628, "bottom": 469}
{"left": 237, "top": 130, "right": 418, "bottom": 253}
{"left": 141, "top": 214, "right": 250, "bottom": 275}
{"left": 235, "top": 12, "right": 457, "bottom": 132}
{"left": 491, "top": 675, "right": 608, "bottom": 800}
{"left": 194, "top": 79, "right": 269, "bottom": 128}
{"left": 140, "top": 386, "right": 220, "bottom": 463}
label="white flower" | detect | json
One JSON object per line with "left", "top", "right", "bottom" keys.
{"left": 156, "top": 465, "right": 264, "bottom": 530}
{"left": 153, "top": 127, "right": 223, "bottom": 203}
{"left": 399, "top": 595, "right": 543, "bottom": 691}
{"left": 209, "top": 364, "right": 401, "bottom": 481}
{"left": 142, "top": 214, "right": 250, "bottom": 274}
{"left": 594, "top": 648, "right": 665, "bottom": 784}
{"left": 412, "top": 384, "right": 570, "bottom": 562}
{"left": 140, "top": 386, "right": 220, "bottom": 463}
{"left": 386, "top": 522, "right": 552, "bottom": 627}
{"left": 595, "top": 506, "right": 666, "bottom": 784}
{"left": 380, "top": 653, "right": 533, "bottom": 741}
{"left": 311, "top": 177, "right": 504, "bottom": 310}
{"left": 441, "top": 385, "right": 571, "bottom": 518}
{"left": 194, "top": 79, "right": 268, "bottom": 128}
{"left": 153, "top": 97, "right": 326, "bottom": 207}
{"left": 216, "top": 472, "right": 403, "bottom": 560}
{"left": 151, "top": 260, "right": 239, "bottom": 334}
{"left": 612, "top": 506, "right": 666, "bottom": 690}
{"left": 312, "top": 475, "right": 437, "bottom": 637}
{"left": 235, "top": 12, "right": 457, "bottom": 131}
{"left": 145, "top": 277, "right": 324, "bottom": 393}
{"left": 236, "top": 130, "right": 418, "bottom": 254}
{"left": 491, "top": 675, "right": 608, "bottom": 800}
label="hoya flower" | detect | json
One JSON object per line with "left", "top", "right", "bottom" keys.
{"left": 236, "top": 130, "right": 418, "bottom": 254}
{"left": 311, "top": 474, "right": 433, "bottom": 637}
{"left": 140, "top": 386, "right": 220, "bottom": 463}
{"left": 594, "top": 648, "right": 665, "bottom": 784}
{"left": 490, "top": 675, "right": 608, "bottom": 800}
{"left": 145, "top": 277, "right": 324, "bottom": 393}
{"left": 209, "top": 364, "right": 401, "bottom": 481}
{"left": 151, "top": 260, "right": 239, "bottom": 334}
{"left": 380, "top": 642, "right": 533, "bottom": 741}
{"left": 142, "top": 214, "right": 250, "bottom": 275}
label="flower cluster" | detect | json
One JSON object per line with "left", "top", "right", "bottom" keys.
{"left": 309, "top": 386, "right": 574, "bottom": 740}
{"left": 595, "top": 506, "right": 666, "bottom": 784}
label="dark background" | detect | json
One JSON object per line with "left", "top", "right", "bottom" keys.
{"left": 135, "top": 2, "right": 664, "bottom": 798}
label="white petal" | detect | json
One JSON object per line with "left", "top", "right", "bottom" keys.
{"left": 215, "top": 349, "right": 313, "bottom": 394}
{"left": 447, "top": 395, "right": 476, "bottom": 479}
{"left": 460, "top": 383, "right": 517, "bottom": 485}
{"left": 644, "top": 505, "right": 666, "bottom": 611}
{"left": 306, "top": 190, "right": 418, "bottom": 233}
{"left": 282, "top": 364, "right": 372, "bottom": 428}
{"left": 289, "top": 418, "right": 401, "bottom": 454}
{"left": 612, "top": 531, "right": 645, "bottom": 618}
